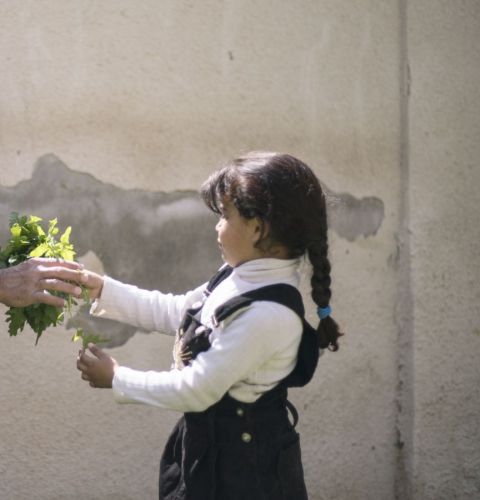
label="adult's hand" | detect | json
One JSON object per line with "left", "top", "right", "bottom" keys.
{"left": 0, "top": 258, "right": 85, "bottom": 308}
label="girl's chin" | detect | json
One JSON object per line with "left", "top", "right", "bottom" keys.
{"left": 219, "top": 250, "right": 229, "bottom": 264}
{"left": 219, "top": 252, "right": 236, "bottom": 267}
{"left": 221, "top": 256, "right": 233, "bottom": 266}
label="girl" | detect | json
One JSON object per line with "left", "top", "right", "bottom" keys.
{"left": 77, "top": 152, "right": 342, "bottom": 500}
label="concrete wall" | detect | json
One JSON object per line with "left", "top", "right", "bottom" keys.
{"left": 0, "top": 1, "right": 478, "bottom": 499}
{"left": 407, "top": 1, "right": 480, "bottom": 498}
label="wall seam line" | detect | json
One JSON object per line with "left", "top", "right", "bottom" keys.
{"left": 394, "top": 0, "right": 415, "bottom": 499}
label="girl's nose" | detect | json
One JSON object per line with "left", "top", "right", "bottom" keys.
{"left": 215, "top": 219, "right": 222, "bottom": 231}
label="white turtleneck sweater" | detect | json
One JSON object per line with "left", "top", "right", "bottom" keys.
{"left": 90, "top": 258, "right": 304, "bottom": 412}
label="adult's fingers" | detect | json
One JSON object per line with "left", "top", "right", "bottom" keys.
{"left": 39, "top": 277, "right": 82, "bottom": 297}
{"left": 32, "top": 257, "right": 83, "bottom": 270}
{"left": 32, "top": 290, "right": 66, "bottom": 308}
{"left": 37, "top": 265, "right": 87, "bottom": 286}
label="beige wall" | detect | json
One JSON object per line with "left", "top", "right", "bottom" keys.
{"left": 0, "top": 1, "right": 478, "bottom": 499}
{"left": 408, "top": 1, "right": 480, "bottom": 498}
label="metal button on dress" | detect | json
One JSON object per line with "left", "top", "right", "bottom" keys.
{"left": 241, "top": 432, "right": 252, "bottom": 443}
{"left": 195, "top": 325, "right": 207, "bottom": 335}
{"left": 236, "top": 407, "right": 244, "bottom": 417}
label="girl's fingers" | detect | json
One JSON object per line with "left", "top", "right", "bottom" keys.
{"left": 76, "top": 348, "right": 112, "bottom": 388}
{"left": 88, "top": 343, "right": 106, "bottom": 360}
{"left": 77, "top": 350, "right": 94, "bottom": 371}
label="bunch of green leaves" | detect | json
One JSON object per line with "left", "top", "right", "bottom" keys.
{"left": 0, "top": 213, "right": 106, "bottom": 347}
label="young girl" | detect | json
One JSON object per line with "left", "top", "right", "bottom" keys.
{"left": 77, "top": 152, "right": 342, "bottom": 500}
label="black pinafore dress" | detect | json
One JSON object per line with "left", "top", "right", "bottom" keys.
{"left": 159, "top": 266, "right": 321, "bottom": 500}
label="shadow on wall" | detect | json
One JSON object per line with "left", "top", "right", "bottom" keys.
{"left": 0, "top": 154, "right": 384, "bottom": 346}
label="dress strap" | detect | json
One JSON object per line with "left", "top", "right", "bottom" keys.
{"left": 285, "top": 399, "right": 299, "bottom": 428}
{"left": 204, "top": 265, "right": 234, "bottom": 296}
{"left": 212, "top": 283, "right": 321, "bottom": 388}
{"left": 212, "top": 283, "right": 304, "bottom": 325}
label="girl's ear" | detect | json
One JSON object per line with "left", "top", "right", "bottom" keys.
{"left": 252, "top": 217, "right": 269, "bottom": 245}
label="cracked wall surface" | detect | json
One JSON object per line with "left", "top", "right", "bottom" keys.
{"left": 0, "top": 154, "right": 222, "bottom": 347}
{"left": 0, "top": 154, "right": 384, "bottom": 348}
{"left": 0, "top": 1, "right": 478, "bottom": 500}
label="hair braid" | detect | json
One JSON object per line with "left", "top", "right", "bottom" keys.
{"left": 307, "top": 198, "right": 342, "bottom": 351}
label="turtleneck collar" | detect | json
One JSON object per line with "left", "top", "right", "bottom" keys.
{"left": 229, "top": 257, "right": 302, "bottom": 285}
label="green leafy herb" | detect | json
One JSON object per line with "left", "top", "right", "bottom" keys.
{"left": 71, "top": 328, "right": 108, "bottom": 349}
{"left": 0, "top": 213, "right": 106, "bottom": 346}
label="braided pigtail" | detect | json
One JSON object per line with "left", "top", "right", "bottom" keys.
{"left": 308, "top": 243, "right": 342, "bottom": 351}
{"left": 307, "top": 190, "right": 342, "bottom": 351}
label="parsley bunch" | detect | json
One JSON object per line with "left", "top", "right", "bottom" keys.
{"left": 0, "top": 213, "right": 105, "bottom": 347}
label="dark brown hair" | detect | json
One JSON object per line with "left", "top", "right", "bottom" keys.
{"left": 201, "top": 151, "right": 342, "bottom": 351}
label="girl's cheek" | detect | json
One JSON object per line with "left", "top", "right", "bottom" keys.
{"left": 216, "top": 218, "right": 227, "bottom": 232}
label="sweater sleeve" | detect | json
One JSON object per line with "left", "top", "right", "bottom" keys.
{"left": 111, "top": 301, "right": 303, "bottom": 412}
{"left": 90, "top": 276, "right": 207, "bottom": 335}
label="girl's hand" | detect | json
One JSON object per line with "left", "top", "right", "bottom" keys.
{"left": 79, "top": 269, "right": 104, "bottom": 300}
{"left": 76, "top": 344, "right": 118, "bottom": 388}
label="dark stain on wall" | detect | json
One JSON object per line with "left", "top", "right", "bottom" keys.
{"left": 323, "top": 187, "right": 384, "bottom": 242}
{"left": 0, "top": 154, "right": 222, "bottom": 346}
{"left": 0, "top": 154, "right": 384, "bottom": 346}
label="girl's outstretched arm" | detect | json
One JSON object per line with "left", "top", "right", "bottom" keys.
{"left": 77, "top": 301, "right": 302, "bottom": 413}
{"left": 88, "top": 276, "right": 207, "bottom": 335}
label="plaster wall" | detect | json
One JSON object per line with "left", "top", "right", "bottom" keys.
{"left": 0, "top": 1, "right": 477, "bottom": 499}
{"left": 408, "top": 1, "right": 480, "bottom": 498}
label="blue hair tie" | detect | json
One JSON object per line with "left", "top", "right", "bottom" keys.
{"left": 317, "top": 305, "right": 332, "bottom": 320}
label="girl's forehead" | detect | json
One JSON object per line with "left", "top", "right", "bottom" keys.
{"left": 220, "top": 198, "right": 242, "bottom": 217}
